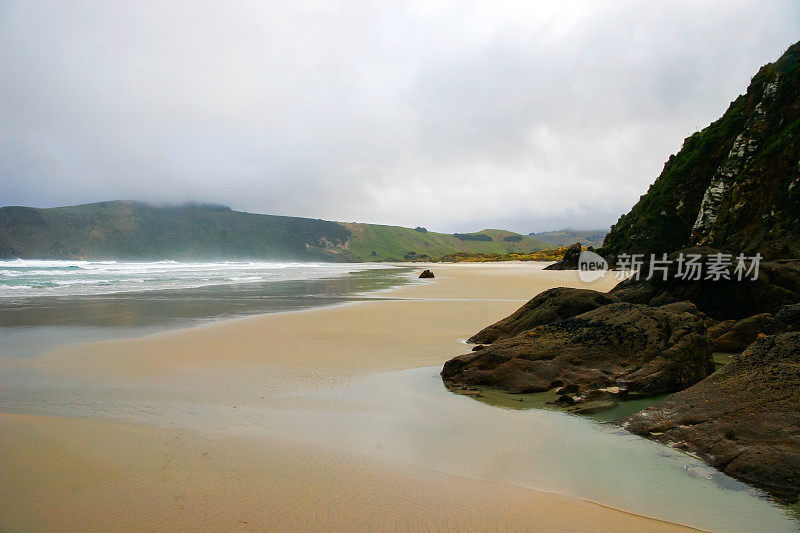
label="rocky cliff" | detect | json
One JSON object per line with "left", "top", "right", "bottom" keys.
{"left": 601, "top": 42, "right": 800, "bottom": 261}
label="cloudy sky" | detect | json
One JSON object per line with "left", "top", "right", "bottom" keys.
{"left": 1, "top": 1, "right": 799, "bottom": 233}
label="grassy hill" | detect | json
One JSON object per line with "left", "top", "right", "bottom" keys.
{"left": 528, "top": 229, "right": 608, "bottom": 248}
{"left": 0, "top": 201, "right": 552, "bottom": 262}
{"left": 343, "top": 224, "right": 551, "bottom": 261}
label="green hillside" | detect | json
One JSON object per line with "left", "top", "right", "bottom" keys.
{"left": 0, "top": 201, "right": 551, "bottom": 262}
{"left": 0, "top": 201, "right": 353, "bottom": 261}
{"left": 343, "top": 224, "right": 552, "bottom": 261}
{"left": 528, "top": 229, "right": 608, "bottom": 248}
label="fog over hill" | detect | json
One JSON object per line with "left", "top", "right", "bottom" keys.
{"left": 0, "top": 201, "right": 551, "bottom": 261}
{"left": 2, "top": 2, "right": 799, "bottom": 233}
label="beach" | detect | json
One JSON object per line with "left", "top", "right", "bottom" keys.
{"left": 1, "top": 263, "right": 795, "bottom": 531}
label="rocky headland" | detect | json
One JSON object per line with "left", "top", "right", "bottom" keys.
{"left": 442, "top": 41, "right": 800, "bottom": 502}
{"left": 467, "top": 287, "right": 619, "bottom": 344}
{"left": 444, "top": 298, "right": 714, "bottom": 396}
{"left": 624, "top": 332, "right": 800, "bottom": 503}
{"left": 442, "top": 266, "right": 800, "bottom": 500}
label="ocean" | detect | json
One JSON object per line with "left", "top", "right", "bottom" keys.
{"left": 0, "top": 259, "right": 400, "bottom": 299}
{"left": 0, "top": 259, "right": 413, "bottom": 358}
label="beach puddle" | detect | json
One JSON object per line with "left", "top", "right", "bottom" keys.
{"left": 284, "top": 367, "right": 798, "bottom": 532}
{"left": 2, "top": 362, "right": 797, "bottom": 532}
{"left": 443, "top": 381, "right": 670, "bottom": 422}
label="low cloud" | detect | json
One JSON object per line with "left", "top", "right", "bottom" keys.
{"left": 2, "top": 0, "right": 799, "bottom": 232}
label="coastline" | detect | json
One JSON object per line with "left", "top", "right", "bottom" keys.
{"left": 0, "top": 263, "right": 726, "bottom": 531}
{"left": 0, "top": 411, "right": 693, "bottom": 532}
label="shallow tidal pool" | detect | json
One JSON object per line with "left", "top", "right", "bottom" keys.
{"left": 1, "top": 359, "right": 797, "bottom": 532}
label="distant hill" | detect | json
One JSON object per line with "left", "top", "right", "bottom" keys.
{"left": 343, "top": 225, "right": 551, "bottom": 261}
{"left": 0, "top": 201, "right": 552, "bottom": 262}
{"left": 528, "top": 229, "right": 607, "bottom": 248}
{"left": 601, "top": 41, "right": 800, "bottom": 260}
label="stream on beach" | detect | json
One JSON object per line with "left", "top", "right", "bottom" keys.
{"left": 1, "top": 262, "right": 798, "bottom": 532}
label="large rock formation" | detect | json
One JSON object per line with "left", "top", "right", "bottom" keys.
{"left": 777, "top": 303, "right": 800, "bottom": 330}
{"left": 708, "top": 314, "right": 785, "bottom": 352}
{"left": 468, "top": 287, "right": 619, "bottom": 344}
{"left": 543, "top": 242, "right": 582, "bottom": 270}
{"left": 623, "top": 332, "right": 800, "bottom": 502}
{"left": 600, "top": 42, "right": 800, "bottom": 262}
{"left": 440, "top": 41, "right": 800, "bottom": 501}
{"left": 610, "top": 247, "right": 800, "bottom": 321}
{"left": 707, "top": 303, "right": 800, "bottom": 352}
{"left": 442, "top": 302, "right": 714, "bottom": 396}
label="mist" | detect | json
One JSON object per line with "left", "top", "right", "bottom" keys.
{"left": 2, "top": 0, "right": 799, "bottom": 233}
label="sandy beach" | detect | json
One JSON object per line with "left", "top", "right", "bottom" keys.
{"left": 0, "top": 263, "right": 704, "bottom": 531}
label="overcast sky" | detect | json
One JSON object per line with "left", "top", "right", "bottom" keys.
{"left": 1, "top": 1, "right": 799, "bottom": 233}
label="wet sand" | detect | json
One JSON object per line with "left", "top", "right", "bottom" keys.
{"left": 40, "top": 263, "right": 615, "bottom": 381}
{"left": 1, "top": 412, "right": 691, "bottom": 532}
{"left": 0, "top": 264, "right": 698, "bottom": 531}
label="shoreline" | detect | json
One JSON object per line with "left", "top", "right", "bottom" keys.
{"left": 34, "top": 262, "right": 610, "bottom": 381}
{"left": 0, "top": 410, "right": 696, "bottom": 532}
{"left": 0, "top": 263, "right": 732, "bottom": 531}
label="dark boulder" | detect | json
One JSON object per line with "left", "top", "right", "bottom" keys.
{"left": 442, "top": 302, "right": 714, "bottom": 396}
{"left": 708, "top": 313, "right": 785, "bottom": 352}
{"left": 543, "top": 242, "right": 582, "bottom": 270}
{"left": 657, "top": 300, "right": 717, "bottom": 328}
{"left": 657, "top": 300, "right": 702, "bottom": 316}
{"left": 555, "top": 394, "right": 576, "bottom": 407}
{"left": 623, "top": 332, "right": 800, "bottom": 502}
{"left": 419, "top": 269, "right": 435, "bottom": 278}
{"left": 468, "top": 287, "right": 619, "bottom": 344}
{"left": 777, "top": 303, "right": 800, "bottom": 330}
{"left": 610, "top": 247, "right": 800, "bottom": 320}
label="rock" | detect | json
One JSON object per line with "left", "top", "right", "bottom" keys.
{"left": 543, "top": 242, "right": 582, "bottom": 270}
{"left": 610, "top": 247, "right": 800, "bottom": 320}
{"left": 470, "top": 344, "right": 485, "bottom": 351}
{"left": 707, "top": 319, "right": 736, "bottom": 343}
{"left": 468, "top": 287, "right": 619, "bottom": 344}
{"left": 446, "top": 384, "right": 483, "bottom": 397}
{"left": 442, "top": 302, "right": 714, "bottom": 396}
{"left": 556, "top": 383, "right": 580, "bottom": 395}
{"left": 658, "top": 300, "right": 700, "bottom": 316}
{"left": 623, "top": 332, "right": 800, "bottom": 502}
{"left": 707, "top": 319, "right": 734, "bottom": 335}
{"left": 555, "top": 394, "right": 576, "bottom": 407}
{"left": 659, "top": 301, "right": 717, "bottom": 329}
{"left": 568, "top": 400, "right": 619, "bottom": 415}
{"left": 777, "top": 303, "right": 800, "bottom": 330}
{"left": 419, "top": 269, "right": 435, "bottom": 278}
{"left": 708, "top": 313, "right": 785, "bottom": 352}
{"left": 581, "top": 389, "right": 614, "bottom": 402}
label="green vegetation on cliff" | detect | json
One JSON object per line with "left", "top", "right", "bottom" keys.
{"left": 0, "top": 201, "right": 551, "bottom": 262}
{"left": 601, "top": 41, "right": 800, "bottom": 260}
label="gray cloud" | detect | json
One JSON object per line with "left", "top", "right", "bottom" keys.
{"left": 2, "top": 0, "right": 799, "bottom": 233}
